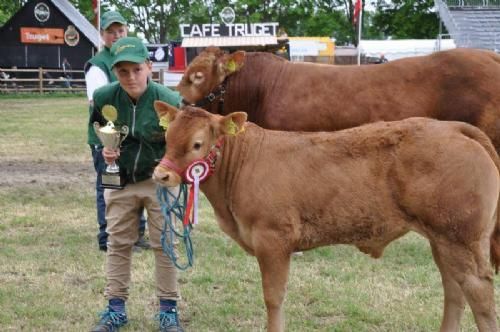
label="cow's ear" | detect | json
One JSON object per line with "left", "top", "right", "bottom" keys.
{"left": 228, "top": 51, "right": 245, "bottom": 71}
{"left": 217, "top": 51, "right": 245, "bottom": 79}
{"left": 154, "top": 100, "right": 178, "bottom": 129}
{"left": 220, "top": 112, "right": 247, "bottom": 136}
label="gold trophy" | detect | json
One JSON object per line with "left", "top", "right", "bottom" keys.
{"left": 93, "top": 105, "right": 129, "bottom": 189}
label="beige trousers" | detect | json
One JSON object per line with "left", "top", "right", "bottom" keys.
{"left": 103, "top": 178, "right": 179, "bottom": 301}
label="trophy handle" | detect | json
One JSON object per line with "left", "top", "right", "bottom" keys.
{"left": 93, "top": 121, "right": 101, "bottom": 138}
{"left": 119, "top": 125, "right": 129, "bottom": 146}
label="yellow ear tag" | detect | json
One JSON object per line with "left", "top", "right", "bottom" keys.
{"left": 226, "top": 118, "right": 244, "bottom": 135}
{"left": 159, "top": 115, "right": 170, "bottom": 129}
{"left": 226, "top": 59, "right": 236, "bottom": 73}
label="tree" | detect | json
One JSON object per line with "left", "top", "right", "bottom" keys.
{"left": 102, "top": 0, "right": 192, "bottom": 43}
{"left": 179, "top": 0, "right": 359, "bottom": 45}
{"left": 0, "top": 0, "right": 27, "bottom": 26}
{"left": 371, "top": 0, "right": 440, "bottom": 39}
{"left": 0, "top": 0, "right": 97, "bottom": 27}
{"left": 0, "top": 0, "right": 442, "bottom": 45}
{"left": 71, "top": 0, "right": 96, "bottom": 25}
{"left": 306, "top": 0, "right": 361, "bottom": 45}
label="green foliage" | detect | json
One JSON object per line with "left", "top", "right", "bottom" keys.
{"left": 70, "top": 0, "right": 96, "bottom": 25}
{"left": 0, "top": 9, "right": 10, "bottom": 26}
{"left": 371, "top": 0, "right": 441, "bottom": 39}
{"left": 0, "top": 0, "right": 95, "bottom": 27}
{"left": 0, "top": 0, "right": 25, "bottom": 26}
{"left": 302, "top": 9, "right": 354, "bottom": 45}
{"left": 102, "top": 0, "right": 192, "bottom": 43}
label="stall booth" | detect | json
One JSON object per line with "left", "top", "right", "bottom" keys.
{"left": 0, "top": 0, "right": 98, "bottom": 89}
{"left": 0, "top": 0, "right": 98, "bottom": 70}
{"left": 165, "top": 7, "right": 288, "bottom": 86}
{"left": 179, "top": 22, "right": 288, "bottom": 64}
{"left": 288, "top": 37, "right": 335, "bottom": 64}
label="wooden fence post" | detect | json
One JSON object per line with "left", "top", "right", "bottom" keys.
{"left": 159, "top": 69, "right": 164, "bottom": 85}
{"left": 38, "top": 67, "right": 43, "bottom": 94}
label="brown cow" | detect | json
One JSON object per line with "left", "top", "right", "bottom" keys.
{"left": 177, "top": 47, "right": 500, "bottom": 153}
{"left": 152, "top": 101, "right": 500, "bottom": 332}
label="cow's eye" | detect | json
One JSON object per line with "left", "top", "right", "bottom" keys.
{"left": 193, "top": 142, "right": 202, "bottom": 150}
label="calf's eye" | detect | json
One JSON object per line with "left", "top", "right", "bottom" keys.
{"left": 193, "top": 142, "right": 202, "bottom": 150}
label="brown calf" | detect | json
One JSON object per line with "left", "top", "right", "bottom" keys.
{"left": 153, "top": 101, "right": 500, "bottom": 332}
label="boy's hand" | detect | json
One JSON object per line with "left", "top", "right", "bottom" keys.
{"left": 102, "top": 147, "right": 120, "bottom": 165}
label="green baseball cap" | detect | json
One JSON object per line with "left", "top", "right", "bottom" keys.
{"left": 101, "top": 11, "right": 127, "bottom": 30}
{"left": 110, "top": 37, "right": 149, "bottom": 67}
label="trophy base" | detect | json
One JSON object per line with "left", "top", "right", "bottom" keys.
{"left": 101, "top": 171, "right": 126, "bottom": 189}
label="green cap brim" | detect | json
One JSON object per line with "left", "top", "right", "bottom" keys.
{"left": 111, "top": 54, "right": 148, "bottom": 68}
{"left": 102, "top": 19, "right": 126, "bottom": 30}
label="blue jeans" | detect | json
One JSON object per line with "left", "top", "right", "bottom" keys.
{"left": 91, "top": 145, "right": 146, "bottom": 247}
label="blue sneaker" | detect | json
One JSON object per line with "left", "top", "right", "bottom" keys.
{"left": 91, "top": 306, "right": 128, "bottom": 332}
{"left": 156, "top": 310, "right": 184, "bottom": 332}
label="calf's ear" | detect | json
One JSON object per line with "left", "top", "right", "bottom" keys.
{"left": 154, "top": 100, "right": 178, "bottom": 129}
{"left": 220, "top": 112, "right": 247, "bottom": 136}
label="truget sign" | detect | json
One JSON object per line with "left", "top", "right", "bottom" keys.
{"left": 180, "top": 22, "right": 279, "bottom": 38}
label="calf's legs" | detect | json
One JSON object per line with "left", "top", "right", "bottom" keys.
{"left": 431, "top": 244, "right": 466, "bottom": 332}
{"left": 256, "top": 250, "right": 291, "bottom": 332}
{"left": 432, "top": 241, "right": 497, "bottom": 332}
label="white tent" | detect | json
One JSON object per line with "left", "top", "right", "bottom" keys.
{"left": 360, "top": 39, "right": 456, "bottom": 61}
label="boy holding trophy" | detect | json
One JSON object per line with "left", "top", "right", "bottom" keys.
{"left": 85, "top": 10, "right": 150, "bottom": 252}
{"left": 90, "top": 37, "right": 184, "bottom": 332}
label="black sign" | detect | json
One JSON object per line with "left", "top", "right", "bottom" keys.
{"left": 180, "top": 23, "right": 279, "bottom": 38}
{"left": 147, "top": 44, "right": 170, "bottom": 63}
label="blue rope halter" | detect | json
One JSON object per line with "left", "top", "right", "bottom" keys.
{"left": 156, "top": 184, "right": 194, "bottom": 270}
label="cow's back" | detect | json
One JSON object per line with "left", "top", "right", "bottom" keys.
{"left": 222, "top": 118, "right": 499, "bottom": 256}
{"left": 224, "top": 49, "right": 500, "bottom": 153}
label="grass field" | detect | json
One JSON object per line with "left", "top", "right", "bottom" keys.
{"left": 0, "top": 96, "right": 497, "bottom": 331}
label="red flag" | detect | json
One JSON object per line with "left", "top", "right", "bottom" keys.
{"left": 92, "top": 0, "right": 99, "bottom": 27}
{"left": 353, "top": 0, "right": 362, "bottom": 25}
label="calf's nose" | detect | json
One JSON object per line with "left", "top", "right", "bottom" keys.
{"left": 153, "top": 167, "right": 170, "bottom": 183}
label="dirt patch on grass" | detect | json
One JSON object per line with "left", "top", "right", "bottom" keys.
{"left": 0, "top": 159, "right": 94, "bottom": 187}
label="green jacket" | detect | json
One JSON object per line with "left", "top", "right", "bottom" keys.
{"left": 91, "top": 80, "right": 182, "bottom": 184}
{"left": 84, "top": 46, "right": 116, "bottom": 81}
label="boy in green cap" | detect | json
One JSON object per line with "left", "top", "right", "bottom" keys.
{"left": 90, "top": 37, "right": 183, "bottom": 332}
{"left": 85, "top": 10, "right": 150, "bottom": 252}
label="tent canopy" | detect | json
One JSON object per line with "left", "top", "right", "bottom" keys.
{"left": 182, "top": 36, "right": 277, "bottom": 48}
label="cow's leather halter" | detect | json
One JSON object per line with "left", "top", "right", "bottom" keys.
{"left": 182, "top": 81, "right": 226, "bottom": 113}
{"left": 158, "top": 138, "right": 224, "bottom": 185}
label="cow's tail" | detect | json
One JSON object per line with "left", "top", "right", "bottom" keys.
{"left": 459, "top": 123, "right": 500, "bottom": 274}
{"left": 491, "top": 49, "right": 500, "bottom": 66}
{"left": 492, "top": 203, "right": 500, "bottom": 274}
{"left": 483, "top": 51, "right": 500, "bottom": 273}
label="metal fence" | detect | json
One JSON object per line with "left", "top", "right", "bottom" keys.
{"left": 0, "top": 67, "right": 165, "bottom": 94}
{"left": 443, "top": 0, "right": 500, "bottom": 7}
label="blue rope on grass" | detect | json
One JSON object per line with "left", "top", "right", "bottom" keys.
{"left": 157, "top": 184, "right": 194, "bottom": 270}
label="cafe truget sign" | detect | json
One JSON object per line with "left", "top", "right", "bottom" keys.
{"left": 180, "top": 7, "right": 278, "bottom": 38}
